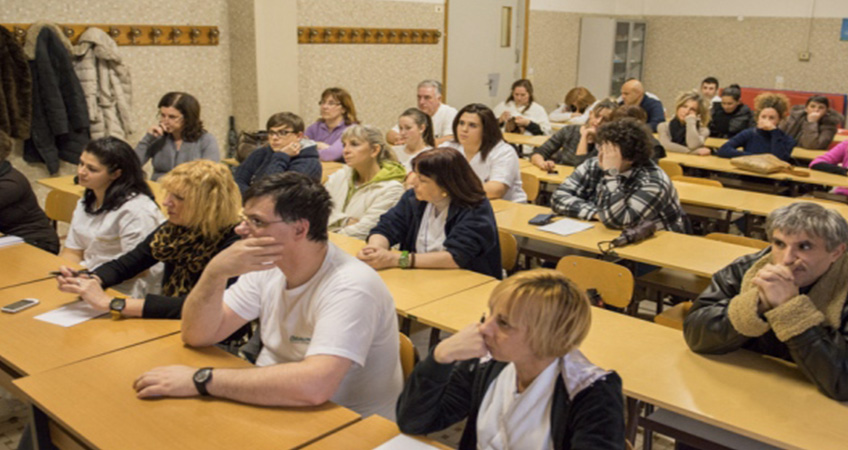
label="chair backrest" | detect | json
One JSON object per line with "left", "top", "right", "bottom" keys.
{"left": 399, "top": 332, "right": 415, "bottom": 380}
{"left": 556, "top": 255, "right": 634, "bottom": 309}
{"left": 705, "top": 232, "right": 770, "bottom": 250}
{"left": 520, "top": 172, "right": 540, "bottom": 204}
{"left": 659, "top": 160, "right": 684, "bottom": 178}
{"left": 44, "top": 190, "right": 80, "bottom": 227}
{"left": 672, "top": 175, "right": 723, "bottom": 188}
{"left": 498, "top": 230, "right": 518, "bottom": 273}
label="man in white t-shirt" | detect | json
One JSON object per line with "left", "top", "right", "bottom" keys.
{"left": 387, "top": 80, "right": 458, "bottom": 146}
{"left": 132, "top": 172, "right": 403, "bottom": 419}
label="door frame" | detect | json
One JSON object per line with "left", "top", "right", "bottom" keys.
{"left": 442, "top": 0, "right": 531, "bottom": 103}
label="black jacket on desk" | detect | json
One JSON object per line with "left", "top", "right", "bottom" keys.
{"left": 368, "top": 189, "right": 502, "bottom": 279}
{"left": 92, "top": 224, "right": 240, "bottom": 318}
{"left": 683, "top": 248, "right": 848, "bottom": 400}
{"left": 234, "top": 143, "right": 322, "bottom": 195}
{"left": 397, "top": 354, "right": 625, "bottom": 450}
{"left": 0, "top": 161, "right": 59, "bottom": 254}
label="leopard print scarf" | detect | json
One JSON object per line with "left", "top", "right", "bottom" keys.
{"left": 150, "top": 223, "right": 234, "bottom": 297}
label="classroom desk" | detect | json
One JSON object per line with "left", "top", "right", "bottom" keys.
{"left": 551, "top": 121, "right": 566, "bottom": 131}
{"left": 519, "top": 163, "right": 572, "bottom": 186}
{"left": 503, "top": 132, "right": 549, "bottom": 148}
{"left": 492, "top": 201, "right": 753, "bottom": 278}
{"left": 321, "top": 161, "right": 345, "bottom": 179}
{"left": 407, "top": 286, "right": 848, "bottom": 449}
{"left": 14, "top": 334, "right": 359, "bottom": 450}
{"left": 0, "top": 243, "right": 81, "bottom": 290}
{"left": 304, "top": 415, "right": 451, "bottom": 450}
{"left": 328, "top": 233, "right": 494, "bottom": 315}
{"left": 222, "top": 157, "right": 238, "bottom": 166}
{"left": 37, "top": 175, "right": 168, "bottom": 210}
{"left": 704, "top": 137, "right": 827, "bottom": 162}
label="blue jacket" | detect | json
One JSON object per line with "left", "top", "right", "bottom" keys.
{"left": 368, "top": 189, "right": 502, "bottom": 279}
{"left": 640, "top": 96, "right": 666, "bottom": 132}
{"left": 234, "top": 142, "right": 322, "bottom": 194}
{"left": 716, "top": 128, "right": 796, "bottom": 162}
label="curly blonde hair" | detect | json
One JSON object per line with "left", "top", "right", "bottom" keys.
{"left": 673, "top": 90, "right": 711, "bottom": 126}
{"left": 159, "top": 160, "right": 241, "bottom": 239}
{"left": 753, "top": 92, "right": 791, "bottom": 120}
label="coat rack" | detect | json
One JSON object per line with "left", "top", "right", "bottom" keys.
{"left": 2, "top": 23, "right": 220, "bottom": 46}
{"left": 297, "top": 27, "right": 440, "bottom": 45}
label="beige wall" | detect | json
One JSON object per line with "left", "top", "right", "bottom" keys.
{"left": 7, "top": 0, "right": 231, "bottom": 200}
{"left": 296, "top": 0, "right": 444, "bottom": 131}
{"left": 228, "top": 0, "right": 260, "bottom": 132}
{"left": 526, "top": 11, "right": 582, "bottom": 112}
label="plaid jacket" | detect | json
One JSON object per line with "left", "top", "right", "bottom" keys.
{"left": 551, "top": 157, "right": 687, "bottom": 232}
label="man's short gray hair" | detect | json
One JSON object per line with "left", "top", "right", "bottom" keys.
{"left": 765, "top": 202, "right": 848, "bottom": 251}
{"left": 418, "top": 80, "right": 442, "bottom": 95}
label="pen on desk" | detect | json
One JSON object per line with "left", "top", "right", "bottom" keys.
{"left": 49, "top": 269, "right": 91, "bottom": 277}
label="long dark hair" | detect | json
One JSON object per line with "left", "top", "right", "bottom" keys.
{"left": 158, "top": 92, "right": 205, "bottom": 142}
{"left": 412, "top": 147, "right": 486, "bottom": 208}
{"left": 82, "top": 137, "right": 156, "bottom": 215}
{"left": 399, "top": 108, "right": 436, "bottom": 147}
{"left": 452, "top": 103, "right": 503, "bottom": 162}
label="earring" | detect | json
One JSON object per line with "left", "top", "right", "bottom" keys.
{"left": 441, "top": 191, "right": 448, "bottom": 198}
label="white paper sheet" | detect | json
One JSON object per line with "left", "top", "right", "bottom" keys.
{"left": 538, "top": 218, "right": 594, "bottom": 236}
{"left": 374, "top": 434, "right": 441, "bottom": 450}
{"left": 0, "top": 235, "right": 24, "bottom": 248}
{"left": 33, "top": 302, "right": 108, "bottom": 327}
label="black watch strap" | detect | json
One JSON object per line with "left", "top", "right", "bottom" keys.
{"left": 193, "top": 367, "right": 213, "bottom": 396}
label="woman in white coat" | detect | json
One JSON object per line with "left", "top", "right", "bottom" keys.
{"left": 494, "top": 79, "right": 551, "bottom": 155}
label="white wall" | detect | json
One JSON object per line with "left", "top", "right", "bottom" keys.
{"left": 529, "top": 0, "right": 848, "bottom": 18}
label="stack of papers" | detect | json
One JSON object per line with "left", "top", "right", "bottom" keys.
{"left": 0, "top": 235, "right": 24, "bottom": 248}
{"left": 538, "top": 218, "right": 594, "bottom": 236}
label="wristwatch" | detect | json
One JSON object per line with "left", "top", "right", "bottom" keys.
{"left": 193, "top": 367, "right": 214, "bottom": 396}
{"left": 604, "top": 168, "right": 620, "bottom": 177}
{"left": 109, "top": 297, "right": 126, "bottom": 320}
{"left": 398, "top": 251, "right": 411, "bottom": 269}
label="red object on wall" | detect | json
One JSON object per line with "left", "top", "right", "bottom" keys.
{"left": 739, "top": 87, "right": 847, "bottom": 118}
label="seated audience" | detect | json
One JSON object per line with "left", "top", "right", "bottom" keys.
{"left": 0, "top": 138, "right": 59, "bottom": 254}
{"left": 446, "top": 103, "right": 527, "bottom": 203}
{"left": 809, "top": 140, "right": 848, "bottom": 197}
{"left": 393, "top": 108, "right": 435, "bottom": 172}
{"left": 61, "top": 137, "right": 164, "bottom": 296}
{"left": 551, "top": 119, "right": 687, "bottom": 232}
{"left": 135, "top": 92, "right": 219, "bottom": 181}
{"left": 530, "top": 99, "right": 618, "bottom": 170}
{"left": 494, "top": 79, "right": 551, "bottom": 155}
{"left": 657, "top": 91, "right": 711, "bottom": 155}
{"left": 709, "top": 84, "right": 754, "bottom": 139}
{"left": 56, "top": 160, "right": 241, "bottom": 319}
{"left": 132, "top": 172, "right": 403, "bottom": 419}
{"left": 360, "top": 148, "right": 501, "bottom": 279}
{"left": 700, "top": 76, "right": 721, "bottom": 104}
{"left": 305, "top": 87, "right": 358, "bottom": 161}
{"left": 619, "top": 79, "right": 665, "bottom": 131}
{"left": 610, "top": 105, "right": 666, "bottom": 161}
{"left": 234, "top": 112, "right": 321, "bottom": 194}
{"left": 325, "top": 125, "right": 405, "bottom": 240}
{"left": 397, "top": 269, "right": 625, "bottom": 448}
{"left": 548, "top": 86, "right": 598, "bottom": 125}
{"left": 780, "top": 95, "right": 844, "bottom": 150}
{"left": 387, "top": 80, "right": 457, "bottom": 146}
{"left": 717, "top": 92, "right": 796, "bottom": 162}
{"left": 684, "top": 202, "right": 848, "bottom": 400}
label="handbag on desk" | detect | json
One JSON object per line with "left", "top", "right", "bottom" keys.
{"left": 730, "top": 154, "right": 810, "bottom": 177}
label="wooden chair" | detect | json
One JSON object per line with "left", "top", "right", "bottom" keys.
{"left": 671, "top": 175, "right": 723, "bottom": 188}
{"left": 399, "top": 332, "right": 415, "bottom": 380}
{"left": 520, "top": 172, "right": 540, "bottom": 204}
{"left": 556, "top": 255, "right": 634, "bottom": 310}
{"left": 658, "top": 160, "right": 683, "bottom": 178}
{"left": 498, "top": 229, "right": 518, "bottom": 274}
{"left": 671, "top": 175, "right": 732, "bottom": 233}
{"left": 44, "top": 190, "right": 80, "bottom": 230}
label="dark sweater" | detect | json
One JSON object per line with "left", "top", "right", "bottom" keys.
{"left": 0, "top": 161, "right": 59, "bottom": 253}
{"left": 397, "top": 354, "right": 625, "bottom": 450}
{"left": 233, "top": 142, "right": 321, "bottom": 194}
{"left": 92, "top": 224, "right": 240, "bottom": 318}
{"left": 709, "top": 103, "right": 753, "bottom": 139}
{"left": 368, "top": 189, "right": 502, "bottom": 279}
{"left": 716, "top": 128, "right": 797, "bottom": 162}
{"left": 532, "top": 125, "right": 596, "bottom": 166}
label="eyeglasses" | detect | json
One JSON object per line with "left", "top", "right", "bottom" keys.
{"left": 239, "top": 213, "right": 285, "bottom": 229}
{"left": 157, "top": 112, "right": 183, "bottom": 123}
{"left": 267, "top": 129, "right": 295, "bottom": 138}
{"left": 319, "top": 100, "right": 342, "bottom": 107}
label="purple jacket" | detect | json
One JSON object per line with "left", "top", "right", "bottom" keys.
{"left": 810, "top": 141, "right": 848, "bottom": 196}
{"left": 305, "top": 120, "right": 350, "bottom": 161}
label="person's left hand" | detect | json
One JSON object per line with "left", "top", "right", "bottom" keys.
{"left": 806, "top": 110, "right": 823, "bottom": 123}
{"left": 356, "top": 246, "right": 400, "bottom": 270}
{"left": 514, "top": 116, "right": 531, "bottom": 127}
{"left": 134, "top": 365, "right": 200, "bottom": 399}
{"left": 752, "top": 263, "right": 799, "bottom": 309}
{"left": 57, "top": 276, "right": 111, "bottom": 311}
{"left": 275, "top": 141, "right": 301, "bottom": 157}
{"left": 316, "top": 142, "right": 330, "bottom": 151}
{"left": 598, "top": 142, "right": 623, "bottom": 172}
{"left": 693, "top": 147, "right": 712, "bottom": 156}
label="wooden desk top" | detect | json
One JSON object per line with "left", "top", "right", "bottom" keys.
{"left": 520, "top": 163, "right": 572, "bottom": 185}
{"left": 37, "top": 175, "right": 168, "bottom": 210}
{"left": 0, "top": 243, "right": 81, "bottom": 290}
{"left": 662, "top": 153, "right": 848, "bottom": 188}
{"left": 14, "top": 334, "right": 359, "bottom": 450}
{"left": 409, "top": 291, "right": 848, "bottom": 449}
{"left": 328, "top": 233, "right": 494, "bottom": 315}
{"left": 304, "top": 415, "right": 450, "bottom": 449}
{"left": 222, "top": 157, "right": 239, "bottom": 166}
{"left": 503, "top": 132, "right": 549, "bottom": 148}
{"left": 0, "top": 279, "right": 179, "bottom": 376}
{"left": 495, "top": 203, "right": 753, "bottom": 278}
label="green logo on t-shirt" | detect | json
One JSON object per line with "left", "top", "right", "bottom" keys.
{"left": 289, "top": 335, "right": 311, "bottom": 344}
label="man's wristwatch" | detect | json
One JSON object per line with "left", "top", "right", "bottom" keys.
{"left": 109, "top": 297, "right": 126, "bottom": 320}
{"left": 604, "top": 168, "right": 620, "bottom": 177}
{"left": 398, "top": 251, "right": 411, "bottom": 269}
{"left": 193, "top": 367, "right": 214, "bottom": 396}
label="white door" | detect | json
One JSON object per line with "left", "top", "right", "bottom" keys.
{"left": 446, "top": 0, "right": 524, "bottom": 110}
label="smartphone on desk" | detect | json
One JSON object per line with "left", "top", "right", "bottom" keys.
{"left": 528, "top": 213, "right": 555, "bottom": 226}
{"left": 2, "top": 298, "right": 40, "bottom": 314}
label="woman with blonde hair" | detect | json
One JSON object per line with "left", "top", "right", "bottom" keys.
{"left": 549, "top": 86, "right": 598, "bottom": 125}
{"left": 305, "top": 87, "right": 359, "bottom": 161}
{"left": 718, "top": 92, "right": 796, "bottom": 162}
{"left": 397, "top": 269, "right": 625, "bottom": 449}
{"left": 325, "top": 124, "right": 406, "bottom": 240}
{"left": 657, "top": 90, "right": 712, "bottom": 155}
{"left": 56, "top": 159, "right": 243, "bottom": 319}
